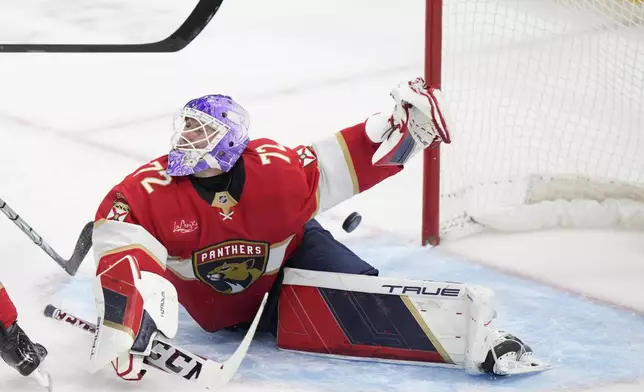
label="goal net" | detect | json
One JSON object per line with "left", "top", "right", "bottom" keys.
{"left": 426, "top": 0, "right": 644, "bottom": 241}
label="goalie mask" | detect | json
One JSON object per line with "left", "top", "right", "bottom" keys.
{"left": 167, "top": 94, "right": 250, "bottom": 176}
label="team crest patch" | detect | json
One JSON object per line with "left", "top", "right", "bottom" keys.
{"left": 106, "top": 197, "right": 130, "bottom": 222}
{"left": 193, "top": 240, "right": 269, "bottom": 294}
{"left": 295, "top": 146, "right": 316, "bottom": 167}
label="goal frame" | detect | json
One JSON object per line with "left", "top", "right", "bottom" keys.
{"left": 422, "top": 0, "right": 443, "bottom": 246}
{"left": 420, "top": 0, "right": 644, "bottom": 245}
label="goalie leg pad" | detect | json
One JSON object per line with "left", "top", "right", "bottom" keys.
{"left": 277, "top": 268, "right": 550, "bottom": 376}
{"left": 277, "top": 268, "right": 465, "bottom": 366}
{"left": 277, "top": 284, "right": 453, "bottom": 364}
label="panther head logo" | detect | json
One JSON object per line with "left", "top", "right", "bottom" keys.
{"left": 204, "top": 259, "right": 263, "bottom": 294}
{"left": 193, "top": 241, "right": 269, "bottom": 295}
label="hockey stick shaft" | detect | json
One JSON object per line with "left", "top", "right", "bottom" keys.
{"left": 0, "top": 196, "right": 93, "bottom": 276}
{"left": 0, "top": 0, "right": 223, "bottom": 53}
{"left": 43, "top": 293, "right": 267, "bottom": 389}
{"left": 43, "top": 305, "right": 208, "bottom": 380}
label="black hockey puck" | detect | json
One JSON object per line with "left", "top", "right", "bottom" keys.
{"left": 342, "top": 212, "right": 362, "bottom": 233}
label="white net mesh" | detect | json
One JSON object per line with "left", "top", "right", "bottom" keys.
{"left": 438, "top": 0, "right": 644, "bottom": 237}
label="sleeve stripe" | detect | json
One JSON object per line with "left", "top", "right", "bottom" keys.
{"left": 308, "top": 167, "right": 322, "bottom": 221}
{"left": 93, "top": 219, "right": 168, "bottom": 271}
{"left": 312, "top": 132, "right": 359, "bottom": 212}
{"left": 335, "top": 132, "right": 360, "bottom": 195}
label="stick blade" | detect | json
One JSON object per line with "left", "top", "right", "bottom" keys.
{"left": 202, "top": 292, "right": 269, "bottom": 386}
{"left": 64, "top": 221, "right": 94, "bottom": 276}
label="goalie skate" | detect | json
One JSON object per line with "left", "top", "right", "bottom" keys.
{"left": 482, "top": 332, "right": 551, "bottom": 376}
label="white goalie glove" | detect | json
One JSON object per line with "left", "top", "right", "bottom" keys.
{"left": 366, "top": 77, "right": 452, "bottom": 166}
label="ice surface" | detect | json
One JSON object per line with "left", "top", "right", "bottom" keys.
{"left": 0, "top": 0, "right": 643, "bottom": 391}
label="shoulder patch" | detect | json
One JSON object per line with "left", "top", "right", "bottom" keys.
{"left": 106, "top": 194, "right": 131, "bottom": 222}
{"left": 296, "top": 146, "right": 317, "bottom": 167}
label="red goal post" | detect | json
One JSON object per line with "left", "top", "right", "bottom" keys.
{"left": 422, "top": 0, "right": 443, "bottom": 246}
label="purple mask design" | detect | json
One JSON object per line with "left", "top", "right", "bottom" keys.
{"left": 167, "top": 94, "right": 250, "bottom": 176}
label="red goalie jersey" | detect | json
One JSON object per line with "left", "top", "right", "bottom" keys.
{"left": 93, "top": 122, "right": 402, "bottom": 332}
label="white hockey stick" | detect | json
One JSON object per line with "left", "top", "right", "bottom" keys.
{"left": 43, "top": 293, "right": 268, "bottom": 389}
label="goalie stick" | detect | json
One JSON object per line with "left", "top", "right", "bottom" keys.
{"left": 43, "top": 292, "right": 267, "bottom": 389}
{"left": 0, "top": 0, "right": 224, "bottom": 53}
{"left": 0, "top": 196, "right": 92, "bottom": 276}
